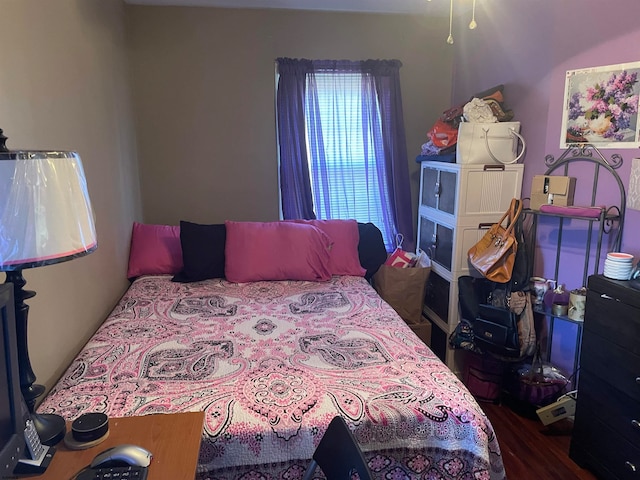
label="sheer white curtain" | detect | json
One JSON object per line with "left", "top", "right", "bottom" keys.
{"left": 276, "top": 58, "right": 414, "bottom": 252}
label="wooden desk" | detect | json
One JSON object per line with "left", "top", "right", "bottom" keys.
{"left": 37, "top": 412, "right": 204, "bottom": 480}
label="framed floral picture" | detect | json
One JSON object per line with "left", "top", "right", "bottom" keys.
{"left": 560, "top": 61, "right": 640, "bottom": 148}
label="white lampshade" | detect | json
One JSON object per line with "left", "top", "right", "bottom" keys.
{"left": 0, "top": 151, "right": 97, "bottom": 270}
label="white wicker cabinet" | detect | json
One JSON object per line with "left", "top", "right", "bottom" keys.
{"left": 417, "top": 161, "right": 524, "bottom": 375}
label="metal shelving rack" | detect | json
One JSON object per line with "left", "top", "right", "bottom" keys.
{"left": 524, "top": 144, "right": 626, "bottom": 378}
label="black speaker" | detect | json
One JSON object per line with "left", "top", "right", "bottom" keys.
{"left": 71, "top": 413, "right": 109, "bottom": 443}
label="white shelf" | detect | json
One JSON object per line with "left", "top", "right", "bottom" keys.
{"left": 417, "top": 160, "right": 524, "bottom": 374}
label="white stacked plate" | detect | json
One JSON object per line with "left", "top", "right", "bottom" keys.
{"left": 603, "top": 252, "right": 634, "bottom": 280}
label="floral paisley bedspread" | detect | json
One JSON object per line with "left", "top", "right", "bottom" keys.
{"left": 38, "top": 275, "right": 505, "bottom": 480}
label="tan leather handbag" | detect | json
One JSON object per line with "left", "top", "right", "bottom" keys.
{"left": 468, "top": 198, "right": 522, "bottom": 283}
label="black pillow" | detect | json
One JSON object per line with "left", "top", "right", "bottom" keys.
{"left": 172, "top": 221, "right": 226, "bottom": 282}
{"left": 357, "top": 222, "right": 388, "bottom": 281}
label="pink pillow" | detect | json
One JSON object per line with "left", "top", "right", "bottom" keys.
{"left": 290, "top": 219, "right": 366, "bottom": 277}
{"left": 539, "top": 204, "right": 605, "bottom": 218}
{"left": 127, "top": 222, "right": 183, "bottom": 279}
{"left": 224, "top": 221, "right": 332, "bottom": 282}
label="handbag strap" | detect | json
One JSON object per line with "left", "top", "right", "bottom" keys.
{"left": 527, "top": 344, "right": 544, "bottom": 380}
{"left": 482, "top": 126, "right": 526, "bottom": 164}
{"left": 508, "top": 198, "right": 523, "bottom": 225}
{"left": 495, "top": 198, "right": 522, "bottom": 240}
{"left": 395, "top": 233, "right": 404, "bottom": 249}
{"left": 493, "top": 204, "right": 512, "bottom": 230}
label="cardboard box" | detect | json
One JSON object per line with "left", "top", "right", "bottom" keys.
{"left": 409, "top": 317, "right": 432, "bottom": 347}
{"left": 530, "top": 175, "right": 576, "bottom": 210}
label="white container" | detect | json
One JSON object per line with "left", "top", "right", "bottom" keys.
{"left": 419, "top": 161, "right": 524, "bottom": 223}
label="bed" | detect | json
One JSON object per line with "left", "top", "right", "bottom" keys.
{"left": 38, "top": 220, "right": 506, "bottom": 480}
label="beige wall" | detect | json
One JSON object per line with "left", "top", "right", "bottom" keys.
{"left": 1, "top": 0, "right": 141, "bottom": 391}
{"left": 125, "top": 6, "right": 454, "bottom": 230}
{"left": 0, "top": 1, "right": 453, "bottom": 393}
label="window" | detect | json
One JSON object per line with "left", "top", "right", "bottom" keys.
{"left": 275, "top": 58, "right": 414, "bottom": 252}
{"left": 305, "top": 72, "right": 393, "bottom": 246}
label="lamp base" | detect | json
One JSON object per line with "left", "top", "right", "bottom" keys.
{"left": 3, "top": 271, "right": 65, "bottom": 446}
{"left": 32, "top": 412, "right": 66, "bottom": 446}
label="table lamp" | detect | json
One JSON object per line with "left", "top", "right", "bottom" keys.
{"left": 0, "top": 129, "right": 97, "bottom": 445}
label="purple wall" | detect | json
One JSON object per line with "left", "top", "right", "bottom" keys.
{"left": 450, "top": 0, "right": 640, "bottom": 374}
{"left": 452, "top": 0, "right": 640, "bottom": 274}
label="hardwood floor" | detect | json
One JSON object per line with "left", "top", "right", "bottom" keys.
{"left": 481, "top": 398, "right": 597, "bottom": 480}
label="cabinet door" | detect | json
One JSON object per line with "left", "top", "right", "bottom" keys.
{"left": 420, "top": 166, "right": 439, "bottom": 209}
{"left": 418, "top": 217, "right": 453, "bottom": 270}
{"left": 418, "top": 216, "right": 436, "bottom": 258}
{"left": 424, "top": 271, "right": 450, "bottom": 323}
{"left": 438, "top": 170, "right": 457, "bottom": 215}
{"left": 420, "top": 166, "right": 457, "bottom": 215}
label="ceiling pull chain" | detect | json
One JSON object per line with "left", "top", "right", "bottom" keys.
{"left": 469, "top": 0, "right": 478, "bottom": 29}
{"left": 446, "top": 0, "right": 454, "bottom": 44}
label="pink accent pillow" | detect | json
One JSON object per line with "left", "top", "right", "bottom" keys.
{"left": 127, "top": 222, "right": 183, "bottom": 279}
{"left": 290, "top": 219, "right": 366, "bottom": 277}
{"left": 224, "top": 221, "right": 332, "bottom": 282}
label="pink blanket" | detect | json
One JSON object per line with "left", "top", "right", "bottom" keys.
{"left": 39, "top": 275, "right": 505, "bottom": 479}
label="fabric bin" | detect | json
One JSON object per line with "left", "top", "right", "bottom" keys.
{"left": 463, "top": 352, "right": 505, "bottom": 402}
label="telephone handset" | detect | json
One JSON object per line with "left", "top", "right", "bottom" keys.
{"left": 24, "top": 419, "right": 46, "bottom": 460}
{"left": 13, "top": 418, "right": 56, "bottom": 475}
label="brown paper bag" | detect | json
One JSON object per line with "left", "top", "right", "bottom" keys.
{"left": 373, "top": 265, "right": 431, "bottom": 325}
{"left": 409, "top": 320, "right": 432, "bottom": 346}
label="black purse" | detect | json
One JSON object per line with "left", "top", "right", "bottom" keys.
{"left": 473, "top": 304, "right": 520, "bottom": 358}
{"left": 456, "top": 275, "right": 535, "bottom": 360}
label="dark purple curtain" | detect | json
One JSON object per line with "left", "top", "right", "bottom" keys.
{"left": 365, "top": 60, "right": 414, "bottom": 251}
{"left": 275, "top": 58, "right": 414, "bottom": 250}
{"left": 275, "top": 58, "right": 316, "bottom": 220}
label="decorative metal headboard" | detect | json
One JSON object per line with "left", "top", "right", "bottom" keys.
{"left": 543, "top": 143, "right": 626, "bottom": 252}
